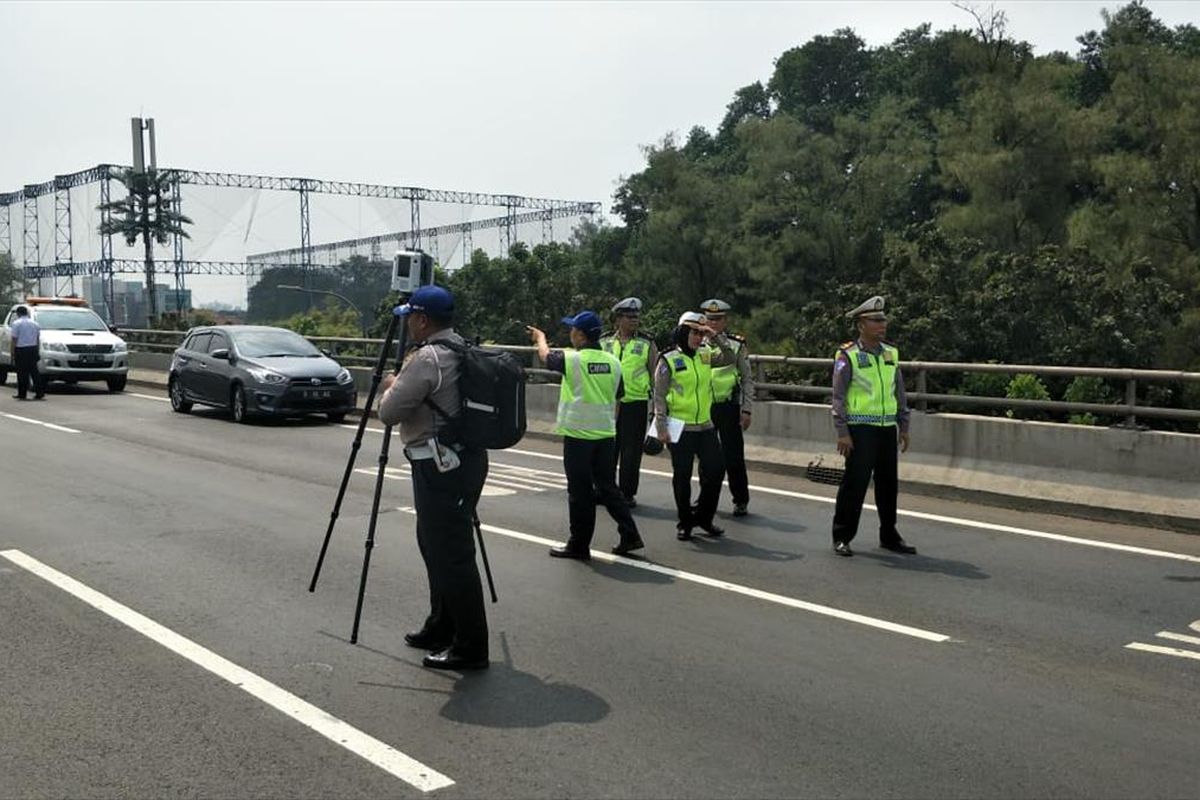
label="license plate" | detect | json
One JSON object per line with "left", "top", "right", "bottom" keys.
{"left": 80, "top": 355, "right": 105, "bottom": 364}
{"left": 305, "top": 389, "right": 331, "bottom": 399}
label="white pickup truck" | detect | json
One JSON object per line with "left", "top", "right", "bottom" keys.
{"left": 0, "top": 298, "right": 129, "bottom": 392}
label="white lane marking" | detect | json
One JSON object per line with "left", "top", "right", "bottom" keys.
{"left": 1, "top": 412, "right": 81, "bottom": 434}
{"left": 130, "top": 392, "right": 170, "bottom": 403}
{"left": 500, "top": 448, "right": 1200, "bottom": 565}
{"left": 327, "top": 434, "right": 1200, "bottom": 566}
{"left": 1125, "top": 642, "right": 1200, "bottom": 662}
{"left": 382, "top": 507, "right": 949, "bottom": 644}
{"left": 1154, "top": 631, "right": 1200, "bottom": 647}
{"left": 0, "top": 549, "right": 454, "bottom": 793}
{"left": 356, "top": 468, "right": 514, "bottom": 497}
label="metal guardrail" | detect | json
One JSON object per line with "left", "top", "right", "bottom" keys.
{"left": 120, "top": 329, "right": 1200, "bottom": 426}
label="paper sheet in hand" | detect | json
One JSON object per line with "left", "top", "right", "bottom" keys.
{"left": 646, "top": 416, "right": 685, "bottom": 444}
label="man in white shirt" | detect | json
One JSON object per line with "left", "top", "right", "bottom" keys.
{"left": 9, "top": 306, "right": 43, "bottom": 400}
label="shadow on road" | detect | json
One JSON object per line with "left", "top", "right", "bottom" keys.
{"left": 585, "top": 559, "right": 675, "bottom": 585}
{"left": 717, "top": 511, "right": 808, "bottom": 534}
{"left": 856, "top": 550, "right": 990, "bottom": 580}
{"left": 687, "top": 535, "right": 804, "bottom": 563}
{"left": 1164, "top": 575, "right": 1200, "bottom": 582}
{"left": 439, "top": 635, "right": 610, "bottom": 728}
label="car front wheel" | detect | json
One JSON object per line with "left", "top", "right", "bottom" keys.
{"left": 231, "top": 384, "right": 250, "bottom": 424}
{"left": 107, "top": 375, "right": 127, "bottom": 392}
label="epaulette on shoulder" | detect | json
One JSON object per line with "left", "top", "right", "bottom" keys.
{"left": 727, "top": 332, "right": 747, "bottom": 344}
{"left": 635, "top": 332, "right": 653, "bottom": 341}
{"left": 838, "top": 340, "right": 856, "bottom": 351}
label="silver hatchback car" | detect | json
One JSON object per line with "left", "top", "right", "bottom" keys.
{"left": 168, "top": 325, "right": 358, "bottom": 423}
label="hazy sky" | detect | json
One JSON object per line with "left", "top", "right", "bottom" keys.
{"left": 3, "top": 1, "right": 1198, "bottom": 306}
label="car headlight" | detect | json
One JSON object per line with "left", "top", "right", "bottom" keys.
{"left": 112, "top": 340, "right": 128, "bottom": 352}
{"left": 336, "top": 368, "right": 354, "bottom": 385}
{"left": 246, "top": 366, "right": 288, "bottom": 385}
{"left": 42, "top": 342, "right": 67, "bottom": 352}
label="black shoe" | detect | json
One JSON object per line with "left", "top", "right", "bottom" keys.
{"left": 676, "top": 526, "right": 693, "bottom": 541}
{"left": 732, "top": 503, "right": 748, "bottom": 517}
{"left": 834, "top": 541, "right": 854, "bottom": 557}
{"left": 12, "top": 394, "right": 26, "bottom": 400}
{"left": 423, "top": 648, "right": 489, "bottom": 671}
{"left": 612, "top": 537, "right": 645, "bottom": 556}
{"left": 404, "top": 630, "right": 451, "bottom": 651}
{"left": 624, "top": 496, "right": 638, "bottom": 509}
{"left": 550, "top": 545, "right": 591, "bottom": 561}
{"left": 880, "top": 539, "right": 917, "bottom": 555}
{"left": 34, "top": 394, "right": 44, "bottom": 400}
{"left": 697, "top": 522, "right": 724, "bottom": 538}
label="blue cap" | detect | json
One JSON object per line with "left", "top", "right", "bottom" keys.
{"left": 561, "top": 310, "right": 602, "bottom": 336}
{"left": 394, "top": 285, "right": 455, "bottom": 317}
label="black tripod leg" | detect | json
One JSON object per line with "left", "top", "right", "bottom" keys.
{"left": 309, "top": 313, "right": 401, "bottom": 592}
{"left": 349, "top": 314, "right": 411, "bottom": 644}
{"left": 474, "top": 511, "right": 498, "bottom": 603}
{"left": 350, "top": 422, "right": 397, "bottom": 644}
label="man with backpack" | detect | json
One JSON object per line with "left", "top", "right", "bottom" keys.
{"left": 528, "top": 310, "right": 645, "bottom": 560}
{"left": 379, "top": 285, "right": 490, "bottom": 671}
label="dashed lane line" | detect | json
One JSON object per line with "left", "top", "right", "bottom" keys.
{"left": 1, "top": 412, "right": 80, "bottom": 434}
{"left": 0, "top": 549, "right": 454, "bottom": 793}
{"left": 377, "top": 503, "right": 951, "bottom": 644}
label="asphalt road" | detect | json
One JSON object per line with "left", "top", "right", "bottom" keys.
{"left": 1, "top": 384, "right": 1198, "bottom": 799}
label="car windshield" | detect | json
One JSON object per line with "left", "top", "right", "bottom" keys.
{"left": 230, "top": 329, "right": 321, "bottom": 358}
{"left": 34, "top": 309, "right": 109, "bottom": 331}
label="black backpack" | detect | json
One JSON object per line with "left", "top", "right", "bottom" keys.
{"left": 425, "top": 340, "right": 526, "bottom": 450}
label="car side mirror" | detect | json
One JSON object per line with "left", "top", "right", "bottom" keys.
{"left": 321, "top": 348, "right": 332, "bottom": 358}
{"left": 108, "top": 325, "right": 120, "bottom": 334}
{"left": 210, "top": 348, "right": 230, "bottom": 361}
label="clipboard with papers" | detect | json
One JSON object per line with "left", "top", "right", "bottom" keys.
{"left": 646, "top": 416, "right": 686, "bottom": 444}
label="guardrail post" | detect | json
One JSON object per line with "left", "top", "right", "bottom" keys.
{"left": 1125, "top": 378, "right": 1138, "bottom": 428}
{"left": 916, "top": 369, "right": 928, "bottom": 413}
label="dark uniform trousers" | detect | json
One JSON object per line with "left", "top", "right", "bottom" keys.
{"left": 410, "top": 447, "right": 489, "bottom": 658}
{"left": 710, "top": 399, "right": 749, "bottom": 506}
{"left": 14, "top": 346, "right": 42, "bottom": 399}
{"left": 564, "top": 435, "right": 639, "bottom": 550}
{"left": 832, "top": 425, "right": 902, "bottom": 545}
{"left": 613, "top": 399, "right": 648, "bottom": 500}
{"left": 668, "top": 428, "right": 724, "bottom": 529}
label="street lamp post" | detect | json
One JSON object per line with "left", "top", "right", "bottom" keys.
{"left": 277, "top": 284, "right": 368, "bottom": 338}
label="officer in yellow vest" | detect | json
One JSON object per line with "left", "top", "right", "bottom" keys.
{"left": 653, "top": 312, "right": 737, "bottom": 541}
{"left": 700, "top": 298, "right": 755, "bottom": 517}
{"left": 600, "top": 297, "right": 658, "bottom": 508}
{"left": 528, "top": 311, "right": 644, "bottom": 560}
{"left": 831, "top": 295, "right": 916, "bottom": 557}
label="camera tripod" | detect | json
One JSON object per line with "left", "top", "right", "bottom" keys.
{"left": 308, "top": 305, "right": 497, "bottom": 645}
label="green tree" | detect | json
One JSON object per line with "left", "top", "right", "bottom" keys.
{"left": 0, "top": 253, "right": 30, "bottom": 307}
{"left": 98, "top": 168, "right": 193, "bottom": 324}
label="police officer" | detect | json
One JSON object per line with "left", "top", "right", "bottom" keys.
{"left": 700, "top": 299, "right": 754, "bottom": 516}
{"left": 379, "top": 286, "right": 490, "bottom": 670}
{"left": 9, "top": 306, "right": 44, "bottom": 401}
{"left": 600, "top": 297, "right": 657, "bottom": 508}
{"left": 830, "top": 295, "right": 916, "bottom": 557}
{"left": 528, "top": 310, "right": 644, "bottom": 560}
{"left": 653, "top": 312, "right": 736, "bottom": 540}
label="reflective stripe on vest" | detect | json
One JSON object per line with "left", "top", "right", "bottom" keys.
{"left": 710, "top": 338, "right": 741, "bottom": 403}
{"left": 601, "top": 335, "right": 652, "bottom": 402}
{"left": 555, "top": 349, "right": 620, "bottom": 440}
{"left": 840, "top": 342, "right": 899, "bottom": 428}
{"left": 664, "top": 349, "right": 715, "bottom": 425}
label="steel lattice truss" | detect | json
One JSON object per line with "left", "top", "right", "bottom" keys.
{"left": 247, "top": 203, "right": 597, "bottom": 266}
{"left": 0, "top": 163, "right": 601, "bottom": 317}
